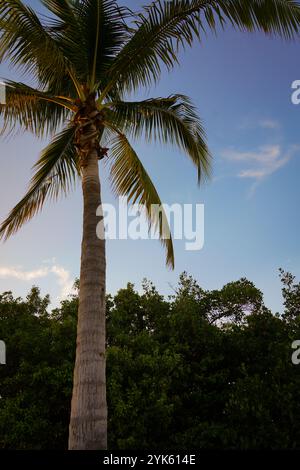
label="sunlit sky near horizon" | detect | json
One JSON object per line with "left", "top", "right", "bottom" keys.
{"left": 1, "top": 0, "right": 300, "bottom": 312}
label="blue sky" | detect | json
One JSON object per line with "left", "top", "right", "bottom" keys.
{"left": 1, "top": 0, "right": 300, "bottom": 312}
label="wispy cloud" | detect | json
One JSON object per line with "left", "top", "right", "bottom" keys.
{"left": 238, "top": 117, "right": 280, "bottom": 131}
{"left": 222, "top": 145, "right": 297, "bottom": 179}
{"left": 0, "top": 262, "right": 74, "bottom": 301}
{"left": 0, "top": 266, "right": 48, "bottom": 281}
{"left": 50, "top": 265, "right": 74, "bottom": 300}
{"left": 221, "top": 145, "right": 299, "bottom": 194}
{"left": 259, "top": 119, "right": 280, "bottom": 129}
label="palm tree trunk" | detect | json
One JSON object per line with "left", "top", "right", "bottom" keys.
{"left": 68, "top": 148, "right": 107, "bottom": 450}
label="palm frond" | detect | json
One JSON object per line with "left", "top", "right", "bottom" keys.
{"left": 0, "top": 0, "right": 69, "bottom": 86}
{"left": 107, "top": 128, "right": 174, "bottom": 268}
{"left": 0, "top": 125, "right": 79, "bottom": 240}
{"left": 73, "top": 0, "right": 130, "bottom": 90}
{"left": 41, "top": 0, "right": 90, "bottom": 88}
{"left": 104, "top": 94, "right": 211, "bottom": 182}
{"left": 0, "top": 80, "right": 74, "bottom": 137}
{"left": 101, "top": 0, "right": 300, "bottom": 96}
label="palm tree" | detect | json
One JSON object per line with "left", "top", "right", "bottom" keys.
{"left": 1, "top": 0, "right": 300, "bottom": 450}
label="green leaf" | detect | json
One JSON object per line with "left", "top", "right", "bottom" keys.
{"left": 105, "top": 94, "right": 211, "bottom": 183}
{"left": 102, "top": 0, "right": 300, "bottom": 96}
{"left": 0, "top": 81, "right": 73, "bottom": 137}
{"left": 0, "top": 125, "right": 79, "bottom": 240}
{"left": 107, "top": 130, "right": 175, "bottom": 268}
{"left": 0, "top": 0, "right": 68, "bottom": 86}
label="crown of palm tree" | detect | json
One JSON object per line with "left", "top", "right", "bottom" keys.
{"left": 1, "top": 0, "right": 300, "bottom": 267}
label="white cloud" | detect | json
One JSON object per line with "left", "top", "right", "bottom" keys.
{"left": 222, "top": 145, "right": 298, "bottom": 181}
{"left": 50, "top": 265, "right": 74, "bottom": 300}
{"left": 0, "top": 263, "right": 74, "bottom": 301}
{"left": 259, "top": 119, "right": 280, "bottom": 129}
{"left": 238, "top": 118, "right": 280, "bottom": 131}
{"left": 222, "top": 145, "right": 281, "bottom": 166}
{"left": 0, "top": 266, "right": 48, "bottom": 281}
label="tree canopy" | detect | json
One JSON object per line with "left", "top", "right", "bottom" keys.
{"left": 0, "top": 272, "right": 300, "bottom": 449}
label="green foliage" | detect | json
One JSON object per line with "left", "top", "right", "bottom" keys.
{"left": 0, "top": 126, "right": 80, "bottom": 240}
{"left": 103, "top": 0, "right": 300, "bottom": 95}
{"left": 2, "top": 0, "right": 300, "bottom": 264}
{"left": 107, "top": 133, "right": 175, "bottom": 267}
{"left": 0, "top": 287, "right": 77, "bottom": 449}
{"left": 280, "top": 268, "right": 300, "bottom": 325}
{"left": 105, "top": 95, "right": 211, "bottom": 182}
{"left": 1, "top": 272, "right": 300, "bottom": 449}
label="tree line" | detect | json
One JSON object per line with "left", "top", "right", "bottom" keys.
{"left": 0, "top": 271, "right": 300, "bottom": 449}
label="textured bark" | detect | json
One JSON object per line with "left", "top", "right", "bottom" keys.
{"left": 68, "top": 146, "right": 107, "bottom": 450}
